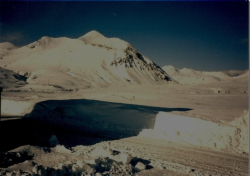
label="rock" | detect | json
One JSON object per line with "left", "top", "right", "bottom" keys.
{"left": 70, "top": 162, "right": 96, "bottom": 175}
{"left": 81, "top": 164, "right": 96, "bottom": 175}
{"left": 32, "top": 165, "right": 38, "bottom": 174}
{"left": 156, "top": 164, "right": 164, "bottom": 170}
{"left": 90, "top": 146, "right": 112, "bottom": 157}
{"left": 5, "top": 172, "right": 13, "bottom": 176}
{"left": 84, "top": 156, "right": 100, "bottom": 166}
{"left": 102, "top": 171, "right": 109, "bottom": 175}
{"left": 135, "top": 162, "right": 146, "bottom": 171}
{"left": 32, "top": 165, "right": 46, "bottom": 176}
{"left": 111, "top": 153, "right": 133, "bottom": 164}
{"left": 119, "top": 153, "right": 133, "bottom": 164}
{"left": 95, "top": 172, "right": 102, "bottom": 176}
{"left": 185, "top": 166, "right": 192, "bottom": 173}
{"left": 57, "top": 163, "right": 64, "bottom": 169}
{"left": 14, "top": 170, "right": 21, "bottom": 176}
{"left": 71, "top": 164, "right": 79, "bottom": 172}
{"left": 16, "top": 152, "right": 21, "bottom": 158}
{"left": 64, "top": 161, "right": 73, "bottom": 165}
{"left": 76, "top": 160, "right": 85, "bottom": 168}
{"left": 37, "top": 166, "right": 47, "bottom": 176}
{"left": 48, "top": 135, "right": 59, "bottom": 147}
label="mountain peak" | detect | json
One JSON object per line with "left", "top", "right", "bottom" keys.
{"left": 78, "top": 30, "right": 129, "bottom": 50}
{"left": 79, "top": 30, "right": 105, "bottom": 40}
{"left": 162, "top": 65, "right": 179, "bottom": 72}
{"left": 37, "top": 36, "right": 52, "bottom": 45}
{"left": 0, "top": 42, "right": 17, "bottom": 50}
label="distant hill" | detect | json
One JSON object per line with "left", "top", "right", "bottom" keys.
{"left": 162, "top": 65, "right": 232, "bottom": 85}
{"left": 221, "top": 70, "right": 248, "bottom": 77}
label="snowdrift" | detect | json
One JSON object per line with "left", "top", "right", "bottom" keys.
{"left": 1, "top": 100, "right": 34, "bottom": 117}
{"left": 139, "top": 111, "right": 249, "bottom": 154}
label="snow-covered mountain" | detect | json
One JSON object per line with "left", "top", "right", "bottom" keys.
{"left": 0, "top": 31, "right": 173, "bottom": 90}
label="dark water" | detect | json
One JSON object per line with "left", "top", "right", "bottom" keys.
{"left": 0, "top": 118, "right": 114, "bottom": 152}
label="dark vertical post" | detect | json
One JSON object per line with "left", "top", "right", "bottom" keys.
{"left": 0, "top": 87, "right": 2, "bottom": 122}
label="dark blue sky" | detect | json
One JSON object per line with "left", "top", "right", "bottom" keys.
{"left": 0, "top": 1, "right": 248, "bottom": 71}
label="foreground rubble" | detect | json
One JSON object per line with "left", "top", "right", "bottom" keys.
{"left": 0, "top": 136, "right": 248, "bottom": 176}
{"left": 0, "top": 142, "right": 144, "bottom": 176}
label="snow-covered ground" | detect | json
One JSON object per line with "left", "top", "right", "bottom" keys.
{"left": 1, "top": 84, "right": 248, "bottom": 155}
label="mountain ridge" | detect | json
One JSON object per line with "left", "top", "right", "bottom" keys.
{"left": 162, "top": 65, "right": 248, "bottom": 85}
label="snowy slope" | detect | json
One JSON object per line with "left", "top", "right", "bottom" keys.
{"left": 0, "top": 67, "right": 27, "bottom": 89}
{"left": 162, "top": 65, "right": 232, "bottom": 85}
{"left": 231, "top": 70, "right": 249, "bottom": 83}
{"left": 201, "top": 71, "right": 231, "bottom": 80}
{"left": 222, "top": 70, "right": 248, "bottom": 77}
{"left": 0, "top": 31, "right": 172, "bottom": 90}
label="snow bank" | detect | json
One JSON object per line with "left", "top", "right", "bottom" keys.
{"left": 228, "top": 111, "right": 249, "bottom": 153}
{"left": 1, "top": 99, "right": 34, "bottom": 116}
{"left": 139, "top": 111, "right": 249, "bottom": 154}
